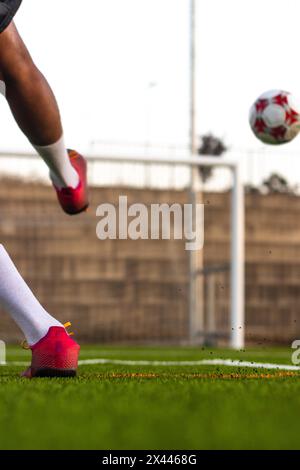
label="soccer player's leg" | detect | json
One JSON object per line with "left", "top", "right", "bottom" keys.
{"left": 0, "top": 245, "right": 80, "bottom": 378}
{"left": 0, "top": 6, "right": 81, "bottom": 377}
{"left": 0, "top": 22, "right": 89, "bottom": 215}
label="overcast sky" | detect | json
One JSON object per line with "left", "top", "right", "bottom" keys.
{"left": 1, "top": 0, "right": 300, "bottom": 183}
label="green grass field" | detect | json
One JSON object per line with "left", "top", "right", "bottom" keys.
{"left": 0, "top": 345, "right": 300, "bottom": 450}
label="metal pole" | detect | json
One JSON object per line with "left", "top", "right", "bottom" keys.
{"left": 189, "top": 0, "right": 197, "bottom": 156}
{"left": 188, "top": 0, "right": 196, "bottom": 341}
{"left": 230, "top": 165, "right": 245, "bottom": 349}
{"left": 0, "top": 151, "right": 242, "bottom": 167}
{"left": 0, "top": 340, "right": 6, "bottom": 365}
{"left": 188, "top": 0, "right": 204, "bottom": 343}
{"left": 207, "top": 274, "right": 216, "bottom": 338}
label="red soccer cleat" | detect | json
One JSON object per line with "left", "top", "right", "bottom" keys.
{"left": 21, "top": 327, "right": 80, "bottom": 379}
{"left": 53, "top": 150, "right": 89, "bottom": 215}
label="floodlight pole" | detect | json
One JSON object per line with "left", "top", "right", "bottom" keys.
{"left": 187, "top": 0, "right": 245, "bottom": 348}
{"left": 188, "top": 0, "right": 204, "bottom": 344}
{"left": 189, "top": 0, "right": 197, "bottom": 156}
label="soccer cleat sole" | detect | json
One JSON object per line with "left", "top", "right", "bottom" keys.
{"left": 33, "top": 368, "right": 77, "bottom": 378}
{"left": 65, "top": 203, "right": 89, "bottom": 216}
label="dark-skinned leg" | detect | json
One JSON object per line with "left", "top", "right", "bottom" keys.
{"left": 0, "top": 21, "right": 79, "bottom": 190}
{"left": 0, "top": 19, "right": 82, "bottom": 378}
{"left": 0, "top": 22, "right": 62, "bottom": 146}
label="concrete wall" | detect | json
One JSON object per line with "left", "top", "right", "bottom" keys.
{"left": 0, "top": 182, "right": 189, "bottom": 344}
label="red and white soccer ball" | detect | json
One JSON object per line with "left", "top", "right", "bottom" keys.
{"left": 249, "top": 90, "right": 300, "bottom": 145}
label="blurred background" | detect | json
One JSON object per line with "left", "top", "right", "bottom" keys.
{"left": 1, "top": 0, "right": 300, "bottom": 346}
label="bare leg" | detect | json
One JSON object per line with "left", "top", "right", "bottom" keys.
{"left": 0, "top": 22, "right": 62, "bottom": 146}
{"left": 0, "top": 20, "right": 88, "bottom": 208}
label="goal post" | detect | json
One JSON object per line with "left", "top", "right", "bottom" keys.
{"left": 0, "top": 151, "right": 245, "bottom": 349}
{"left": 231, "top": 161, "right": 245, "bottom": 349}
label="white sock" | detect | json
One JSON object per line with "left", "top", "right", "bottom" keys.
{"left": 0, "top": 245, "right": 63, "bottom": 346}
{"left": 33, "top": 135, "right": 79, "bottom": 189}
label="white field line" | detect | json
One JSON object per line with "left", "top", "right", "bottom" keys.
{"left": 2, "top": 358, "right": 300, "bottom": 371}
{"left": 4, "top": 349, "right": 293, "bottom": 358}
{"left": 76, "top": 358, "right": 300, "bottom": 370}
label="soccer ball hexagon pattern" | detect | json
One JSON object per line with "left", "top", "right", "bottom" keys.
{"left": 249, "top": 89, "right": 300, "bottom": 145}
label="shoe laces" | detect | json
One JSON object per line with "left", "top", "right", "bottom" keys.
{"left": 64, "top": 322, "right": 74, "bottom": 336}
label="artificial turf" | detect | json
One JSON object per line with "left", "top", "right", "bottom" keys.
{"left": 0, "top": 346, "right": 299, "bottom": 450}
